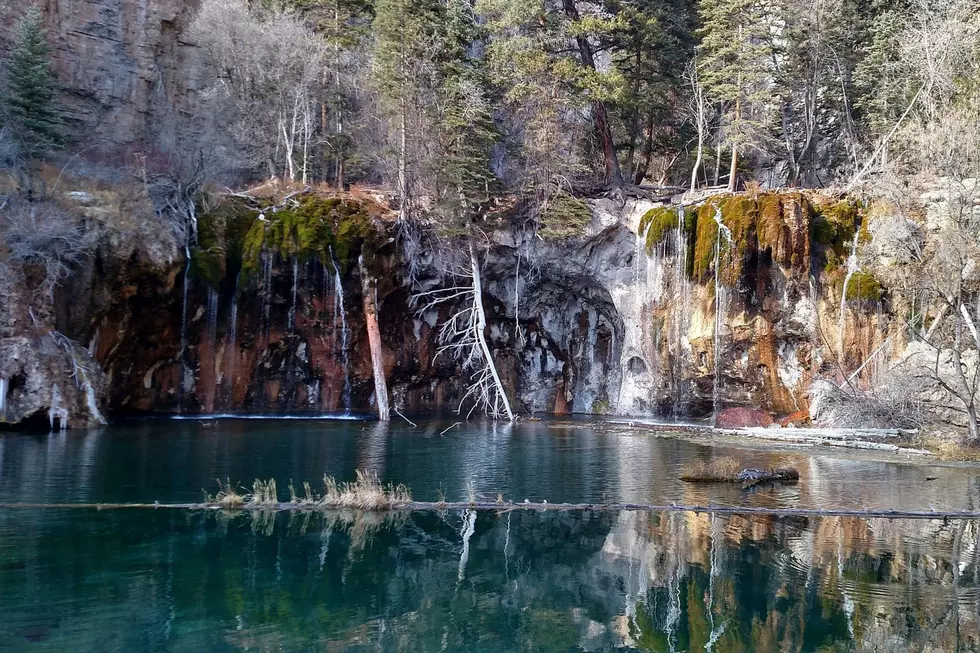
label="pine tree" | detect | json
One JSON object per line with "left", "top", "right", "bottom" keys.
{"left": 4, "top": 4, "right": 62, "bottom": 158}
{"left": 429, "top": 0, "right": 499, "bottom": 232}
{"left": 697, "top": 0, "right": 773, "bottom": 191}
{"left": 371, "top": 0, "right": 443, "bottom": 219}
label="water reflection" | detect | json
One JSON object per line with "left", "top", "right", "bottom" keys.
{"left": 2, "top": 420, "right": 980, "bottom": 513}
{"left": 1, "top": 507, "right": 979, "bottom": 651}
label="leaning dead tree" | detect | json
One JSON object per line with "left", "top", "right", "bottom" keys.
{"left": 359, "top": 253, "right": 390, "bottom": 421}
{"left": 413, "top": 241, "right": 514, "bottom": 421}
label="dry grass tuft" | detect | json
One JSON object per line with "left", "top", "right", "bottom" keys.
{"left": 249, "top": 479, "right": 279, "bottom": 505}
{"left": 679, "top": 457, "right": 744, "bottom": 483}
{"left": 320, "top": 470, "right": 412, "bottom": 510}
{"left": 206, "top": 478, "right": 247, "bottom": 507}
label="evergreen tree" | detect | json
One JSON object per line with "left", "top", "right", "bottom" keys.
{"left": 697, "top": 0, "right": 773, "bottom": 191}
{"left": 429, "top": 0, "right": 499, "bottom": 232}
{"left": 371, "top": 0, "right": 443, "bottom": 219}
{"left": 4, "top": 4, "right": 61, "bottom": 158}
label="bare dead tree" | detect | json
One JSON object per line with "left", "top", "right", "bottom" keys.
{"left": 188, "top": 0, "right": 328, "bottom": 183}
{"left": 412, "top": 239, "right": 514, "bottom": 421}
{"left": 1, "top": 199, "right": 95, "bottom": 301}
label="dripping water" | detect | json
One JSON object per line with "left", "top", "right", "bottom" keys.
{"left": 288, "top": 257, "right": 299, "bottom": 331}
{"left": 330, "top": 248, "right": 352, "bottom": 414}
{"left": 262, "top": 250, "right": 273, "bottom": 338}
{"left": 177, "top": 244, "right": 191, "bottom": 413}
{"left": 712, "top": 207, "right": 732, "bottom": 426}
{"left": 0, "top": 376, "right": 6, "bottom": 417}
{"left": 226, "top": 273, "right": 240, "bottom": 408}
{"left": 205, "top": 287, "right": 219, "bottom": 413}
{"left": 673, "top": 205, "right": 692, "bottom": 417}
{"left": 838, "top": 230, "right": 861, "bottom": 363}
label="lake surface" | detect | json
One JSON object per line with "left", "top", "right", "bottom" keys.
{"left": 1, "top": 418, "right": 980, "bottom": 651}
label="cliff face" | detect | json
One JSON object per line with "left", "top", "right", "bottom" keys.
{"left": 0, "top": 187, "right": 891, "bottom": 427}
{"left": 9, "top": 0, "right": 202, "bottom": 150}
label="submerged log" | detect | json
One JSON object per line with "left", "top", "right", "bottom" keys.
{"left": 680, "top": 465, "right": 800, "bottom": 485}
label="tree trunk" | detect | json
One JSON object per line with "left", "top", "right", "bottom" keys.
{"left": 623, "top": 42, "right": 642, "bottom": 182}
{"left": 691, "top": 122, "right": 704, "bottom": 193}
{"left": 359, "top": 254, "right": 390, "bottom": 421}
{"left": 713, "top": 142, "right": 722, "bottom": 186}
{"left": 470, "top": 241, "right": 514, "bottom": 421}
{"left": 967, "top": 404, "right": 980, "bottom": 441}
{"left": 398, "top": 105, "right": 408, "bottom": 220}
{"left": 728, "top": 144, "right": 738, "bottom": 193}
{"left": 561, "top": 0, "right": 624, "bottom": 189}
{"left": 634, "top": 112, "right": 654, "bottom": 185}
{"left": 727, "top": 93, "right": 740, "bottom": 192}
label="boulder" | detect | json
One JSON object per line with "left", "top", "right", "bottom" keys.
{"left": 716, "top": 407, "right": 774, "bottom": 429}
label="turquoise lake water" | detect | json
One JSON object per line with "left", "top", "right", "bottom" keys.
{"left": 1, "top": 418, "right": 979, "bottom": 651}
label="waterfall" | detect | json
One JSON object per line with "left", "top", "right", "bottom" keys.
{"left": 262, "top": 250, "right": 273, "bottom": 338}
{"left": 712, "top": 207, "right": 732, "bottom": 425}
{"left": 330, "top": 249, "right": 352, "bottom": 413}
{"left": 80, "top": 369, "right": 107, "bottom": 426}
{"left": 49, "top": 384, "right": 69, "bottom": 430}
{"left": 205, "top": 287, "right": 219, "bottom": 412}
{"left": 672, "top": 206, "right": 692, "bottom": 416}
{"left": 288, "top": 257, "right": 299, "bottom": 330}
{"left": 177, "top": 244, "right": 191, "bottom": 413}
{"left": 226, "top": 274, "right": 239, "bottom": 408}
{"left": 838, "top": 230, "right": 861, "bottom": 362}
{"left": 0, "top": 376, "right": 7, "bottom": 417}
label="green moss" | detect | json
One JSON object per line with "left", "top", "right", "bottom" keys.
{"left": 845, "top": 270, "right": 882, "bottom": 301}
{"left": 240, "top": 195, "right": 377, "bottom": 278}
{"left": 693, "top": 200, "right": 721, "bottom": 281}
{"left": 191, "top": 198, "right": 260, "bottom": 288}
{"left": 811, "top": 199, "right": 860, "bottom": 255}
{"left": 539, "top": 194, "right": 591, "bottom": 240}
{"left": 638, "top": 206, "right": 680, "bottom": 253}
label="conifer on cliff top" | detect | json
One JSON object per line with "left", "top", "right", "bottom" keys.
{"left": 4, "top": 4, "right": 62, "bottom": 158}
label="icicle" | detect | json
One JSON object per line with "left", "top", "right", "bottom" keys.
{"left": 288, "top": 257, "right": 298, "bottom": 330}
{"left": 330, "top": 248, "right": 352, "bottom": 414}
{"left": 712, "top": 207, "right": 731, "bottom": 426}
{"left": 0, "top": 376, "right": 7, "bottom": 417}
{"left": 177, "top": 244, "right": 191, "bottom": 413}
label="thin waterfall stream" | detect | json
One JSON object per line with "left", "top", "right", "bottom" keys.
{"left": 839, "top": 230, "right": 861, "bottom": 361}
{"left": 330, "top": 248, "right": 352, "bottom": 414}
{"left": 712, "top": 207, "right": 732, "bottom": 426}
{"left": 226, "top": 274, "right": 239, "bottom": 408}
{"left": 177, "top": 243, "right": 191, "bottom": 413}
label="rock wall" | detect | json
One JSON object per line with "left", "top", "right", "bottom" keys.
{"left": 1, "top": 0, "right": 202, "bottom": 151}
{"left": 1, "top": 185, "right": 895, "bottom": 426}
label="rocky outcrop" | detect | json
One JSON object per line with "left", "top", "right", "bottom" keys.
{"left": 1, "top": 0, "right": 202, "bottom": 150}
{"left": 1, "top": 183, "right": 896, "bottom": 426}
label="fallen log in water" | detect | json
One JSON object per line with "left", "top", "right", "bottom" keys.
{"left": 680, "top": 465, "right": 800, "bottom": 486}
{"left": 0, "top": 500, "right": 979, "bottom": 521}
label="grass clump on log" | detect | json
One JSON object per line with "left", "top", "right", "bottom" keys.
{"left": 321, "top": 470, "right": 412, "bottom": 509}
{"left": 205, "top": 478, "right": 247, "bottom": 507}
